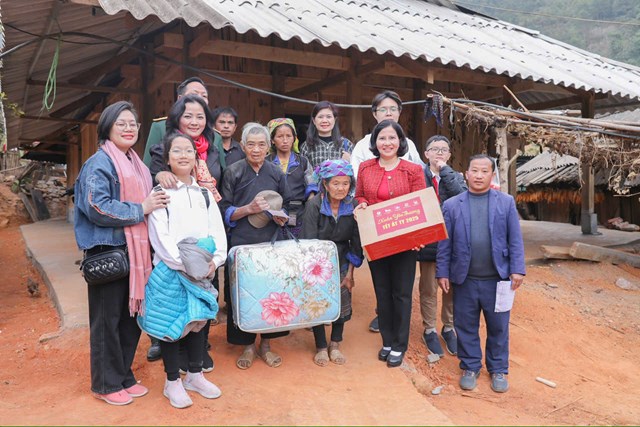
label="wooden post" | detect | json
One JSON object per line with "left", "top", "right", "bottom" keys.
{"left": 346, "top": 51, "right": 363, "bottom": 141}
{"left": 493, "top": 121, "right": 509, "bottom": 194}
{"left": 271, "top": 63, "right": 286, "bottom": 118}
{"left": 580, "top": 93, "right": 599, "bottom": 234}
{"left": 412, "top": 79, "right": 424, "bottom": 152}
{"left": 139, "top": 42, "right": 153, "bottom": 158}
{"left": 508, "top": 145, "right": 518, "bottom": 197}
{"left": 66, "top": 133, "right": 81, "bottom": 223}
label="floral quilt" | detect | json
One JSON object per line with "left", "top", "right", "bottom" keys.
{"left": 228, "top": 239, "right": 341, "bottom": 333}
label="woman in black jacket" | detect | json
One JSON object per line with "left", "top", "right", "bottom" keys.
{"left": 300, "top": 159, "right": 363, "bottom": 366}
{"left": 266, "top": 118, "right": 316, "bottom": 237}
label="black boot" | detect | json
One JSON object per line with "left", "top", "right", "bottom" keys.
{"left": 146, "top": 335, "right": 161, "bottom": 361}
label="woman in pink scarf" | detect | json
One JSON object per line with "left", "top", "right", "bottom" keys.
{"left": 74, "top": 101, "right": 169, "bottom": 406}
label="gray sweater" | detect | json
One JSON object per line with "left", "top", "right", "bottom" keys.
{"left": 467, "top": 190, "right": 500, "bottom": 280}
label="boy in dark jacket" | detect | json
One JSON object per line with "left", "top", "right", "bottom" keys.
{"left": 418, "top": 135, "right": 467, "bottom": 357}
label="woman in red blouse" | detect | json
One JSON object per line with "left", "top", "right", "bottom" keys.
{"left": 355, "top": 120, "right": 426, "bottom": 367}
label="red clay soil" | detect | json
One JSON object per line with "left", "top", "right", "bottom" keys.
{"left": 1, "top": 223, "right": 639, "bottom": 425}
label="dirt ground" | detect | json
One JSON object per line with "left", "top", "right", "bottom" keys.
{"left": 1, "top": 221, "right": 640, "bottom": 425}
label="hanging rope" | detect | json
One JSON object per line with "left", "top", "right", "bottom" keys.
{"left": 41, "top": 35, "right": 62, "bottom": 111}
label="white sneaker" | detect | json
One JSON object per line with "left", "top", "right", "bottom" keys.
{"left": 163, "top": 378, "right": 193, "bottom": 409}
{"left": 184, "top": 371, "right": 222, "bottom": 399}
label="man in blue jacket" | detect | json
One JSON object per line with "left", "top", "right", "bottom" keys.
{"left": 436, "top": 154, "right": 525, "bottom": 393}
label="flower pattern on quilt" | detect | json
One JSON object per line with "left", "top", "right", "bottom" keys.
{"left": 260, "top": 292, "right": 300, "bottom": 327}
{"left": 300, "top": 251, "right": 334, "bottom": 287}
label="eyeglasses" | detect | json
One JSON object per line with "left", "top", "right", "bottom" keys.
{"left": 427, "top": 147, "right": 450, "bottom": 154}
{"left": 114, "top": 122, "right": 140, "bottom": 131}
{"left": 375, "top": 106, "right": 400, "bottom": 114}
{"left": 169, "top": 148, "right": 196, "bottom": 157}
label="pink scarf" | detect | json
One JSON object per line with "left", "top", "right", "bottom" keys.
{"left": 101, "top": 140, "right": 153, "bottom": 316}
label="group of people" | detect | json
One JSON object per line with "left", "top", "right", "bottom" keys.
{"left": 73, "top": 77, "right": 525, "bottom": 409}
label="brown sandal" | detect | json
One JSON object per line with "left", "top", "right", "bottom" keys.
{"left": 258, "top": 348, "right": 282, "bottom": 368}
{"left": 236, "top": 346, "right": 256, "bottom": 370}
{"left": 328, "top": 342, "right": 346, "bottom": 365}
{"left": 313, "top": 349, "right": 330, "bottom": 367}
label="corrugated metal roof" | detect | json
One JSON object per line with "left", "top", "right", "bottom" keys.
{"left": 517, "top": 151, "right": 579, "bottom": 187}
{"left": 3, "top": 0, "right": 640, "bottom": 154}
{"left": 98, "top": 0, "right": 640, "bottom": 100}
{"left": 516, "top": 151, "right": 638, "bottom": 189}
{"left": 599, "top": 108, "right": 640, "bottom": 123}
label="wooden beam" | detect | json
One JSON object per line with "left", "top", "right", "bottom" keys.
{"left": 396, "top": 56, "right": 511, "bottom": 87}
{"left": 20, "top": 148, "right": 67, "bottom": 155}
{"left": 284, "top": 59, "right": 385, "bottom": 98}
{"left": 160, "top": 33, "right": 351, "bottom": 71}
{"left": 19, "top": 138, "right": 78, "bottom": 146}
{"left": 524, "top": 94, "right": 613, "bottom": 111}
{"left": 580, "top": 92, "right": 597, "bottom": 235}
{"left": 188, "top": 28, "right": 211, "bottom": 60}
{"left": 69, "top": 49, "right": 139, "bottom": 84}
{"left": 49, "top": 92, "right": 106, "bottom": 118}
{"left": 346, "top": 52, "right": 363, "bottom": 142}
{"left": 412, "top": 79, "right": 425, "bottom": 149}
{"left": 511, "top": 81, "right": 573, "bottom": 95}
{"left": 21, "top": 115, "right": 98, "bottom": 125}
{"left": 570, "top": 242, "right": 640, "bottom": 267}
{"left": 540, "top": 245, "right": 573, "bottom": 260}
{"left": 493, "top": 122, "right": 509, "bottom": 194}
{"left": 148, "top": 52, "right": 182, "bottom": 94}
{"left": 27, "top": 79, "right": 141, "bottom": 94}
{"left": 68, "top": 0, "right": 100, "bottom": 5}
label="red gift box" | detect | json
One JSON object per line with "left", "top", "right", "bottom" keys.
{"left": 357, "top": 188, "right": 448, "bottom": 261}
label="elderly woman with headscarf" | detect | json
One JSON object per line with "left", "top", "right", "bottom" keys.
{"left": 219, "top": 122, "right": 291, "bottom": 370}
{"left": 300, "top": 159, "right": 364, "bottom": 366}
{"left": 266, "top": 118, "right": 316, "bottom": 237}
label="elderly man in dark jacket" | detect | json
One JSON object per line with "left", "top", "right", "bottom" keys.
{"left": 417, "top": 135, "right": 467, "bottom": 357}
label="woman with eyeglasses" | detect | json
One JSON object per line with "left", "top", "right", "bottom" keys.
{"left": 350, "top": 90, "right": 426, "bottom": 335}
{"left": 354, "top": 120, "right": 426, "bottom": 368}
{"left": 74, "top": 101, "right": 169, "bottom": 405}
{"left": 301, "top": 101, "right": 353, "bottom": 168}
{"left": 266, "top": 118, "right": 316, "bottom": 237}
{"left": 350, "top": 90, "right": 424, "bottom": 180}
{"left": 140, "top": 132, "right": 227, "bottom": 408}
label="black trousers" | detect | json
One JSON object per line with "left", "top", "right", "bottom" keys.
{"left": 159, "top": 329, "right": 205, "bottom": 381}
{"left": 224, "top": 260, "right": 288, "bottom": 346}
{"left": 368, "top": 250, "right": 417, "bottom": 353}
{"left": 87, "top": 274, "right": 141, "bottom": 394}
{"left": 312, "top": 321, "right": 345, "bottom": 349}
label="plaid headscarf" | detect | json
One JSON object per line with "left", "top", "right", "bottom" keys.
{"left": 267, "top": 118, "right": 299, "bottom": 153}
{"left": 313, "top": 159, "right": 354, "bottom": 182}
{"left": 313, "top": 159, "right": 355, "bottom": 200}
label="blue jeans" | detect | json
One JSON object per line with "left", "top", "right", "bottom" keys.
{"left": 453, "top": 278, "right": 510, "bottom": 374}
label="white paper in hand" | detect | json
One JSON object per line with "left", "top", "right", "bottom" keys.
{"left": 495, "top": 280, "right": 515, "bottom": 312}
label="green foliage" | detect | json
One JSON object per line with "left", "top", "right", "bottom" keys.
{"left": 463, "top": 0, "right": 640, "bottom": 66}
{"left": 0, "top": 91, "right": 24, "bottom": 117}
